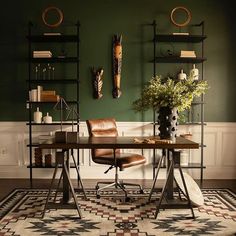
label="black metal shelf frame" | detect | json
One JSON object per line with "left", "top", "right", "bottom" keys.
{"left": 27, "top": 21, "right": 81, "bottom": 187}
{"left": 151, "top": 20, "right": 207, "bottom": 184}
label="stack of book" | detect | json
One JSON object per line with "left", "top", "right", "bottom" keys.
{"left": 33, "top": 51, "right": 52, "bottom": 58}
{"left": 29, "top": 86, "right": 60, "bottom": 102}
{"left": 180, "top": 50, "right": 196, "bottom": 58}
{"left": 41, "top": 90, "right": 60, "bottom": 102}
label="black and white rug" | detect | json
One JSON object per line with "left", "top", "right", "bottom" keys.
{"left": 0, "top": 188, "right": 236, "bottom": 235}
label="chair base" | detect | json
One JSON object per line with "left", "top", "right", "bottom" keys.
{"left": 95, "top": 178, "right": 144, "bottom": 201}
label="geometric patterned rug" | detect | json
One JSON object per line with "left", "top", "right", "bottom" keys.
{"left": 0, "top": 188, "right": 236, "bottom": 236}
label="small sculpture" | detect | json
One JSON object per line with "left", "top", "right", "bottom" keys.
{"left": 112, "top": 34, "right": 122, "bottom": 98}
{"left": 91, "top": 67, "right": 104, "bottom": 99}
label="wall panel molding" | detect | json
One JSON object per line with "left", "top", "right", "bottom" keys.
{"left": 0, "top": 122, "right": 235, "bottom": 179}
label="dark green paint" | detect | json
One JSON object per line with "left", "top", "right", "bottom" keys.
{"left": 0, "top": 0, "right": 235, "bottom": 121}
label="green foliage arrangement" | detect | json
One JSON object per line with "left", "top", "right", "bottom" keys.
{"left": 133, "top": 75, "right": 208, "bottom": 112}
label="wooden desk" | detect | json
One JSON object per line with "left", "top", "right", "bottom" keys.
{"left": 40, "top": 136, "right": 198, "bottom": 197}
{"left": 40, "top": 136, "right": 199, "bottom": 218}
{"left": 40, "top": 136, "right": 198, "bottom": 150}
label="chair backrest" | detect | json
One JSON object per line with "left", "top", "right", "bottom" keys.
{"left": 86, "top": 118, "right": 120, "bottom": 157}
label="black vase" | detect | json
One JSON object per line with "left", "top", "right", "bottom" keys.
{"left": 157, "top": 107, "right": 178, "bottom": 140}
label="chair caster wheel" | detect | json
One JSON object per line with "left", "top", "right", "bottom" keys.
{"left": 139, "top": 189, "right": 144, "bottom": 194}
{"left": 125, "top": 197, "right": 131, "bottom": 202}
{"left": 96, "top": 195, "right": 100, "bottom": 199}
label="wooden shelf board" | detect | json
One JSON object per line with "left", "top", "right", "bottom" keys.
{"left": 151, "top": 57, "right": 207, "bottom": 63}
{"left": 154, "top": 34, "right": 207, "bottom": 43}
{"left": 26, "top": 79, "right": 78, "bottom": 84}
{"left": 27, "top": 35, "right": 78, "bottom": 42}
{"left": 30, "top": 57, "right": 79, "bottom": 63}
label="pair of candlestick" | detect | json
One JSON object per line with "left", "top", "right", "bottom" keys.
{"left": 35, "top": 64, "right": 55, "bottom": 80}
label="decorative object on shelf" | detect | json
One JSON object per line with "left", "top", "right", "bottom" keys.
{"left": 41, "top": 90, "right": 59, "bottom": 102}
{"left": 58, "top": 49, "right": 67, "bottom": 58}
{"left": 42, "top": 67, "right": 47, "bottom": 80}
{"left": 38, "top": 133, "right": 54, "bottom": 144}
{"left": 37, "top": 85, "right": 42, "bottom": 101}
{"left": 157, "top": 107, "right": 178, "bottom": 140}
{"left": 66, "top": 105, "right": 79, "bottom": 143}
{"left": 132, "top": 75, "right": 208, "bottom": 139}
{"left": 180, "top": 150, "right": 189, "bottom": 166}
{"left": 33, "top": 107, "right": 42, "bottom": 123}
{"left": 91, "top": 67, "right": 104, "bottom": 99}
{"left": 170, "top": 6, "right": 191, "bottom": 34}
{"left": 43, "top": 112, "right": 53, "bottom": 123}
{"left": 51, "top": 66, "right": 55, "bottom": 80}
{"left": 44, "top": 153, "right": 52, "bottom": 167}
{"left": 35, "top": 65, "right": 39, "bottom": 80}
{"left": 42, "top": 6, "right": 63, "bottom": 28}
{"left": 47, "top": 63, "right": 51, "bottom": 79}
{"left": 178, "top": 69, "right": 187, "bottom": 80}
{"left": 29, "top": 89, "right": 38, "bottom": 102}
{"left": 53, "top": 97, "right": 70, "bottom": 143}
{"left": 33, "top": 51, "right": 52, "bottom": 58}
{"left": 34, "top": 148, "right": 43, "bottom": 167}
{"left": 190, "top": 64, "right": 199, "bottom": 81}
{"left": 160, "top": 43, "right": 175, "bottom": 57}
{"left": 112, "top": 34, "right": 122, "bottom": 98}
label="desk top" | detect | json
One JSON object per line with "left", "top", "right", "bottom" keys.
{"left": 39, "top": 136, "right": 199, "bottom": 150}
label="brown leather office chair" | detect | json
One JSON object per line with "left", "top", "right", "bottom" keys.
{"left": 86, "top": 118, "right": 146, "bottom": 200}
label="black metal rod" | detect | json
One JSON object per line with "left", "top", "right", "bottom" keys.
{"left": 148, "top": 154, "right": 164, "bottom": 202}
{"left": 28, "top": 21, "right": 33, "bottom": 188}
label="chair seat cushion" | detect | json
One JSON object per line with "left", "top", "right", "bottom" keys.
{"left": 92, "top": 153, "right": 146, "bottom": 170}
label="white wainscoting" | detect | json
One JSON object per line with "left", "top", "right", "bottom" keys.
{"left": 0, "top": 122, "right": 235, "bottom": 179}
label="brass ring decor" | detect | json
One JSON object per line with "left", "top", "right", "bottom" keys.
{"left": 170, "top": 6, "right": 191, "bottom": 27}
{"left": 42, "top": 6, "right": 63, "bottom": 28}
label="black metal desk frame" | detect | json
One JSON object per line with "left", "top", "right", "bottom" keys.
{"left": 40, "top": 136, "right": 199, "bottom": 219}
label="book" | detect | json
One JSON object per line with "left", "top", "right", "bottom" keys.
{"left": 41, "top": 90, "right": 56, "bottom": 96}
{"left": 33, "top": 50, "right": 52, "bottom": 54}
{"left": 43, "top": 33, "right": 61, "bottom": 36}
{"left": 180, "top": 50, "right": 196, "bottom": 58}
{"left": 173, "top": 32, "right": 189, "bottom": 35}
{"left": 33, "top": 55, "right": 52, "bottom": 58}
{"left": 41, "top": 94, "right": 60, "bottom": 102}
{"left": 38, "top": 135, "right": 54, "bottom": 144}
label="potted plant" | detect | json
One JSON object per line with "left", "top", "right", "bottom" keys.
{"left": 133, "top": 75, "right": 209, "bottom": 139}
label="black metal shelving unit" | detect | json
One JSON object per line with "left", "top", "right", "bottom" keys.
{"left": 27, "top": 21, "right": 80, "bottom": 186}
{"left": 151, "top": 20, "right": 207, "bottom": 183}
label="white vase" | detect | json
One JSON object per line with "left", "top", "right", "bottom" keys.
{"left": 43, "top": 112, "right": 52, "bottom": 123}
{"left": 178, "top": 69, "right": 187, "bottom": 80}
{"left": 190, "top": 64, "right": 199, "bottom": 80}
{"left": 34, "top": 107, "right": 42, "bottom": 123}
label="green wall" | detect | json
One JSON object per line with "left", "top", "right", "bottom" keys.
{"left": 0, "top": 0, "right": 235, "bottom": 122}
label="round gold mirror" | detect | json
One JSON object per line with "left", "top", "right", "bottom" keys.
{"left": 170, "top": 6, "right": 191, "bottom": 27}
{"left": 42, "top": 6, "right": 63, "bottom": 28}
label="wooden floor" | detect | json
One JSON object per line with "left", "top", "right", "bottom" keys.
{"left": 0, "top": 178, "right": 235, "bottom": 201}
